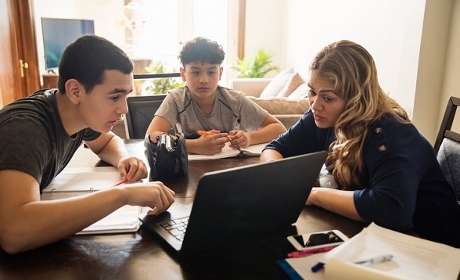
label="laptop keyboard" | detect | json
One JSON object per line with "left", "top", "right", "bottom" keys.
{"left": 159, "top": 217, "right": 189, "bottom": 241}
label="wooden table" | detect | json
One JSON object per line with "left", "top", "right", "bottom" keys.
{"left": 0, "top": 140, "right": 366, "bottom": 279}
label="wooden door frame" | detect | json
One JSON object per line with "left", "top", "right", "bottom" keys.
{"left": 237, "top": 0, "right": 246, "bottom": 59}
{"left": 17, "top": 0, "right": 40, "bottom": 95}
{"left": 0, "top": 0, "right": 40, "bottom": 107}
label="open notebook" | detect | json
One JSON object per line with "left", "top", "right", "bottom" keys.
{"left": 43, "top": 167, "right": 123, "bottom": 193}
{"left": 43, "top": 166, "right": 141, "bottom": 234}
{"left": 188, "top": 142, "right": 269, "bottom": 161}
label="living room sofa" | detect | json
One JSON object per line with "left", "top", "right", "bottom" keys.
{"left": 228, "top": 68, "right": 310, "bottom": 128}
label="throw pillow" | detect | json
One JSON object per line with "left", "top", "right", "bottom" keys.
{"left": 259, "top": 68, "right": 295, "bottom": 98}
{"left": 277, "top": 72, "right": 305, "bottom": 97}
{"left": 288, "top": 83, "right": 309, "bottom": 100}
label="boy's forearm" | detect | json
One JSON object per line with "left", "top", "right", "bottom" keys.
{"left": 1, "top": 188, "right": 127, "bottom": 254}
{"left": 248, "top": 122, "right": 286, "bottom": 145}
{"left": 185, "top": 138, "right": 199, "bottom": 154}
{"left": 97, "top": 135, "right": 129, "bottom": 166}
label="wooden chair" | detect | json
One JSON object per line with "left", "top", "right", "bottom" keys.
{"left": 434, "top": 96, "right": 460, "bottom": 204}
{"left": 124, "top": 95, "right": 167, "bottom": 139}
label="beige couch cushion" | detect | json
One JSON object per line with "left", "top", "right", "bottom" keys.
{"left": 246, "top": 96, "right": 309, "bottom": 115}
{"left": 228, "top": 78, "right": 272, "bottom": 97}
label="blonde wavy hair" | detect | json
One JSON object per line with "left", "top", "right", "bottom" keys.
{"left": 310, "top": 40, "right": 410, "bottom": 190}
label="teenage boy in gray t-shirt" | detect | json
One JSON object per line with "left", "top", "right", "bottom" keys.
{"left": 146, "top": 37, "right": 286, "bottom": 155}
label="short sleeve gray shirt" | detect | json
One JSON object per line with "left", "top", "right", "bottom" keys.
{"left": 155, "top": 86, "right": 268, "bottom": 138}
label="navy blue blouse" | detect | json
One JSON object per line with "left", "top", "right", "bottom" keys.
{"left": 265, "top": 109, "right": 460, "bottom": 248}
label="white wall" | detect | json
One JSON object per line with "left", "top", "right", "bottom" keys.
{"left": 413, "top": 0, "right": 453, "bottom": 142}
{"left": 245, "top": 0, "right": 425, "bottom": 116}
{"left": 437, "top": 0, "right": 460, "bottom": 133}
{"left": 244, "top": 0, "right": 288, "bottom": 78}
{"left": 243, "top": 0, "right": 460, "bottom": 143}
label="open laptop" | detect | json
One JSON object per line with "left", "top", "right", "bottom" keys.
{"left": 139, "top": 151, "right": 328, "bottom": 258}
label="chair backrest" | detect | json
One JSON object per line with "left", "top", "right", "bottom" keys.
{"left": 434, "top": 96, "right": 460, "bottom": 204}
{"left": 124, "top": 94, "right": 167, "bottom": 139}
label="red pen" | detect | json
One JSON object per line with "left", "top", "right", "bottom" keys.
{"left": 287, "top": 244, "right": 339, "bottom": 258}
{"left": 113, "top": 178, "right": 128, "bottom": 186}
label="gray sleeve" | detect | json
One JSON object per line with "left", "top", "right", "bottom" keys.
{"left": 0, "top": 116, "right": 51, "bottom": 184}
{"left": 154, "top": 93, "right": 179, "bottom": 127}
{"left": 238, "top": 96, "right": 269, "bottom": 131}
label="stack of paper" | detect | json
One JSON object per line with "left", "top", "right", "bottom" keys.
{"left": 279, "top": 223, "right": 460, "bottom": 279}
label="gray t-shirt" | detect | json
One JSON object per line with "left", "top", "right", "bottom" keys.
{"left": 0, "top": 89, "right": 100, "bottom": 192}
{"left": 156, "top": 86, "right": 268, "bottom": 138}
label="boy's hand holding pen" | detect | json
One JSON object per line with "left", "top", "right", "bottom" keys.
{"left": 196, "top": 130, "right": 229, "bottom": 155}
{"left": 197, "top": 130, "right": 223, "bottom": 136}
{"left": 228, "top": 118, "right": 249, "bottom": 149}
{"left": 197, "top": 130, "right": 232, "bottom": 141}
{"left": 197, "top": 118, "right": 247, "bottom": 149}
{"left": 197, "top": 130, "right": 241, "bottom": 143}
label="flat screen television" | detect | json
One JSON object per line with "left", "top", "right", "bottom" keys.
{"left": 41, "top": 18, "right": 95, "bottom": 70}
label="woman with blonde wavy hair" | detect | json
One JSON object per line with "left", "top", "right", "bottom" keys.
{"left": 260, "top": 40, "right": 460, "bottom": 248}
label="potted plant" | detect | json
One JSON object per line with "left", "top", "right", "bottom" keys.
{"left": 141, "top": 61, "right": 185, "bottom": 95}
{"left": 230, "top": 49, "right": 279, "bottom": 78}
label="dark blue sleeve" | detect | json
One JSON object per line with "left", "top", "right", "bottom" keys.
{"left": 264, "top": 109, "right": 334, "bottom": 157}
{"left": 353, "top": 118, "right": 436, "bottom": 231}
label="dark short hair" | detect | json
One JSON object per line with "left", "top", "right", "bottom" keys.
{"left": 58, "top": 35, "right": 133, "bottom": 93}
{"left": 178, "top": 37, "right": 225, "bottom": 67}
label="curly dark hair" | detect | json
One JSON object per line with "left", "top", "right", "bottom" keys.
{"left": 178, "top": 37, "right": 225, "bottom": 67}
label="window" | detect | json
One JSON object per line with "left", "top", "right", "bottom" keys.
{"left": 126, "top": 0, "right": 237, "bottom": 85}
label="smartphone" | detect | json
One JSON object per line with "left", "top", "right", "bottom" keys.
{"left": 287, "top": 230, "right": 349, "bottom": 251}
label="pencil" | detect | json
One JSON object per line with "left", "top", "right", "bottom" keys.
{"left": 197, "top": 130, "right": 217, "bottom": 136}
{"left": 198, "top": 130, "right": 232, "bottom": 141}
{"left": 113, "top": 178, "right": 128, "bottom": 186}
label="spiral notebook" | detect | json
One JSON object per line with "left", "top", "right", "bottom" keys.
{"left": 76, "top": 205, "right": 141, "bottom": 235}
{"left": 43, "top": 166, "right": 141, "bottom": 234}
{"left": 42, "top": 166, "right": 123, "bottom": 193}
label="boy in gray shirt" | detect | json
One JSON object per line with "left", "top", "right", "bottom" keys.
{"left": 146, "top": 37, "right": 286, "bottom": 155}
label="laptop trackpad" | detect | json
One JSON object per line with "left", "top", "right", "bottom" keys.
{"left": 168, "top": 203, "right": 192, "bottom": 219}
